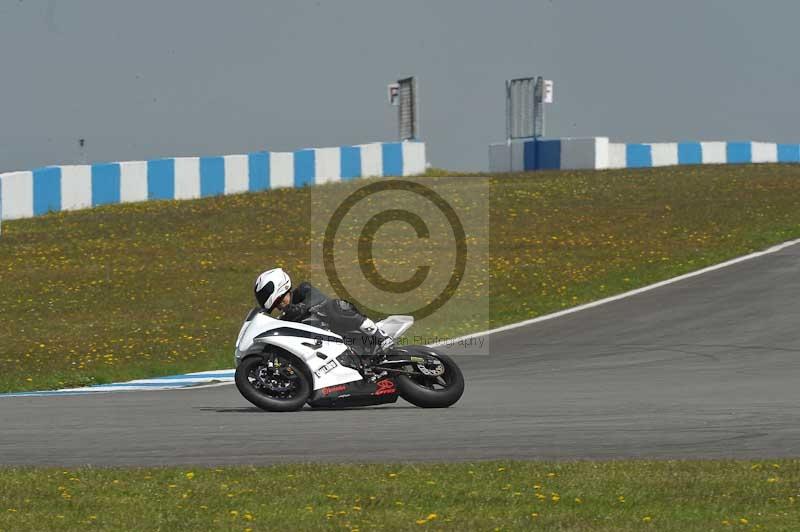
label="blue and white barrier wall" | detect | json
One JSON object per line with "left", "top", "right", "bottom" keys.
{"left": 607, "top": 140, "right": 800, "bottom": 169}
{"left": 489, "top": 137, "right": 609, "bottom": 172}
{"left": 489, "top": 137, "right": 800, "bottom": 172}
{"left": 0, "top": 141, "right": 426, "bottom": 221}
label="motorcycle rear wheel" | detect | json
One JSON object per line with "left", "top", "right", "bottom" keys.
{"left": 235, "top": 354, "right": 311, "bottom": 412}
{"left": 395, "top": 349, "right": 465, "bottom": 408}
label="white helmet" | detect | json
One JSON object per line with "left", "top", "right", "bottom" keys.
{"left": 254, "top": 268, "right": 292, "bottom": 311}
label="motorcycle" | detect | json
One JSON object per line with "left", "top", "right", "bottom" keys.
{"left": 233, "top": 308, "right": 465, "bottom": 411}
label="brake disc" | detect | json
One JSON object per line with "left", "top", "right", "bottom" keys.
{"left": 416, "top": 359, "right": 445, "bottom": 377}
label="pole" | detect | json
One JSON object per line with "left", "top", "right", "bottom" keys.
{"left": 505, "top": 80, "right": 513, "bottom": 172}
{"left": 533, "top": 76, "right": 544, "bottom": 138}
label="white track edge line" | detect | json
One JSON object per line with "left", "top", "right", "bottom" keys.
{"left": 429, "top": 237, "right": 800, "bottom": 346}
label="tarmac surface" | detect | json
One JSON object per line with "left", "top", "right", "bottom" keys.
{"left": 3, "top": 244, "right": 800, "bottom": 466}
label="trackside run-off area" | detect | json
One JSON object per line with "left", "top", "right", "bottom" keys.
{"left": 3, "top": 164, "right": 800, "bottom": 393}
{"left": 0, "top": 461, "right": 798, "bottom": 531}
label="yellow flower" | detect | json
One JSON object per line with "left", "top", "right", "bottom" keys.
{"left": 546, "top": 472, "right": 556, "bottom": 478}
{"left": 185, "top": 472, "right": 195, "bottom": 480}
{"left": 426, "top": 513, "right": 438, "bottom": 521}
{"left": 642, "top": 516, "right": 652, "bottom": 523}
{"left": 229, "top": 510, "right": 239, "bottom": 517}
{"left": 497, "top": 467, "right": 506, "bottom": 472}
{"left": 388, "top": 473, "right": 398, "bottom": 478}
{"left": 326, "top": 494, "right": 339, "bottom": 500}
{"left": 551, "top": 495, "right": 560, "bottom": 502}
{"left": 767, "top": 477, "right": 778, "bottom": 483}
{"left": 531, "top": 512, "right": 539, "bottom": 518}
{"left": 574, "top": 497, "right": 582, "bottom": 504}
{"left": 739, "top": 518, "right": 748, "bottom": 525}
{"left": 415, "top": 519, "right": 427, "bottom": 525}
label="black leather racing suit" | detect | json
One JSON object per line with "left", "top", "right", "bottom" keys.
{"left": 280, "top": 282, "right": 389, "bottom": 354}
{"left": 280, "top": 282, "right": 330, "bottom": 323}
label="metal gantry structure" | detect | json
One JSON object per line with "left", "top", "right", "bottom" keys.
{"left": 506, "top": 76, "right": 550, "bottom": 141}
{"left": 389, "top": 76, "right": 419, "bottom": 141}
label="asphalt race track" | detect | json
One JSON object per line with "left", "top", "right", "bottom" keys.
{"left": 3, "top": 244, "right": 800, "bottom": 466}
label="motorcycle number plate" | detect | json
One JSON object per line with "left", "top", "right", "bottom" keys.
{"left": 314, "top": 359, "right": 337, "bottom": 378}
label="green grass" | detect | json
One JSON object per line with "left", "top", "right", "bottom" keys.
{"left": 2, "top": 164, "right": 800, "bottom": 392}
{"left": 0, "top": 460, "right": 798, "bottom": 531}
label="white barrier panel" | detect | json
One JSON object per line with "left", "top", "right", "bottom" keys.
{"left": 752, "top": 142, "right": 778, "bottom": 163}
{"left": 649, "top": 143, "right": 679, "bottom": 167}
{"left": 174, "top": 157, "right": 200, "bottom": 199}
{"left": 120, "top": 161, "right": 148, "bottom": 203}
{"left": 560, "top": 137, "right": 610, "bottom": 170}
{"left": 701, "top": 142, "right": 726, "bottom": 164}
{"left": 223, "top": 155, "right": 249, "bottom": 194}
{"left": 594, "top": 137, "right": 610, "bottom": 170}
{"left": 608, "top": 143, "right": 626, "bottom": 169}
{"left": 1, "top": 171, "right": 33, "bottom": 219}
{"left": 359, "top": 143, "right": 383, "bottom": 177}
{"left": 488, "top": 143, "right": 511, "bottom": 172}
{"left": 314, "top": 147, "right": 341, "bottom": 185}
{"left": 269, "top": 152, "right": 294, "bottom": 189}
{"left": 60, "top": 165, "right": 92, "bottom": 211}
{"left": 402, "top": 142, "right": 427, "bottom": 176}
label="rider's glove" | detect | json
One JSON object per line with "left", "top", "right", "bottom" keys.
{"left": 378, "top": 335, "right": 394, "bottom": 353}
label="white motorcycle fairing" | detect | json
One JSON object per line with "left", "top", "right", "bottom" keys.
{"left": 235, "top": 310, "right": 413, "bottom": 391}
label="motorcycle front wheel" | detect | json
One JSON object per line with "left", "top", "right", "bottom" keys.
{"left": 394, "top": 348, "right": 465, "bottom": 408}
{"left": 235, "top": 353, "right": 311, "bottom": 412}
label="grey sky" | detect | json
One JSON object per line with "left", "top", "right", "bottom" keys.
{"left": 1, "top": 0, "right": 798, "bottom": 172}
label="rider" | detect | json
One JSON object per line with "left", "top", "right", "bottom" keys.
{"left": 253, "top": 268, "right": 394, "bottom": 355}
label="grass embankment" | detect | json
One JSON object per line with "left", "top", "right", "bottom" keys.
{"left": 1, "top": 460, "right": 798, "bottom": 531}
{"left": 2, "top": 164, "right": 800, "bottom": 392}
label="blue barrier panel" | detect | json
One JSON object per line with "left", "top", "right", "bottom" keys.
{"left": 777, "top": 144, "right": 800, "bottom": 163}
{"left": 147, "top": 159, "right": 175, "bottom": 200}
{"left": 33, "top": 167, "right": 61, "bottom": 216}
{"left": 340, "top": 146, "right": 361, "bottom": 180}
{"left": 678, "top": 142, "right": 702, "bottom": 164}
{"left": 91, "top": 163, "right": 121, "bottom": 207}
{"left": 200, "top": 156, "right": 225, "bottom": 197}
{"left": 381, "top": 143, "right": 403, "bottom": 176}
{"left": 294, "top": 150, "right": 315, "bottom": 187}
{"left": 523, "top": 140, "right": 536, "bottom": 170}
{"left": 726, "top": 142, "right": 752, "bottom": 164}
{"left": 248, "top": 152, "right": 270, "bottom": 191}
{"left": 626, "top": 144, "right": 652, "bottom": 168}
{"left": 536, "top": 140, "right": 561, "bottom": 170}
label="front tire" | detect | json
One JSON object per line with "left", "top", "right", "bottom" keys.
{"left": 395, "top": 349, "right": 465, "bottom": 408}
{"left": 235, "top": 353, "right": 311, "bottom": 412}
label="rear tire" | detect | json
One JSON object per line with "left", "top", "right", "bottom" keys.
{"left": 395, "top": 349, "right": 465, "bottom": 408}
{"left": 235, "top": 354, "right": 311, "bottom": 412}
